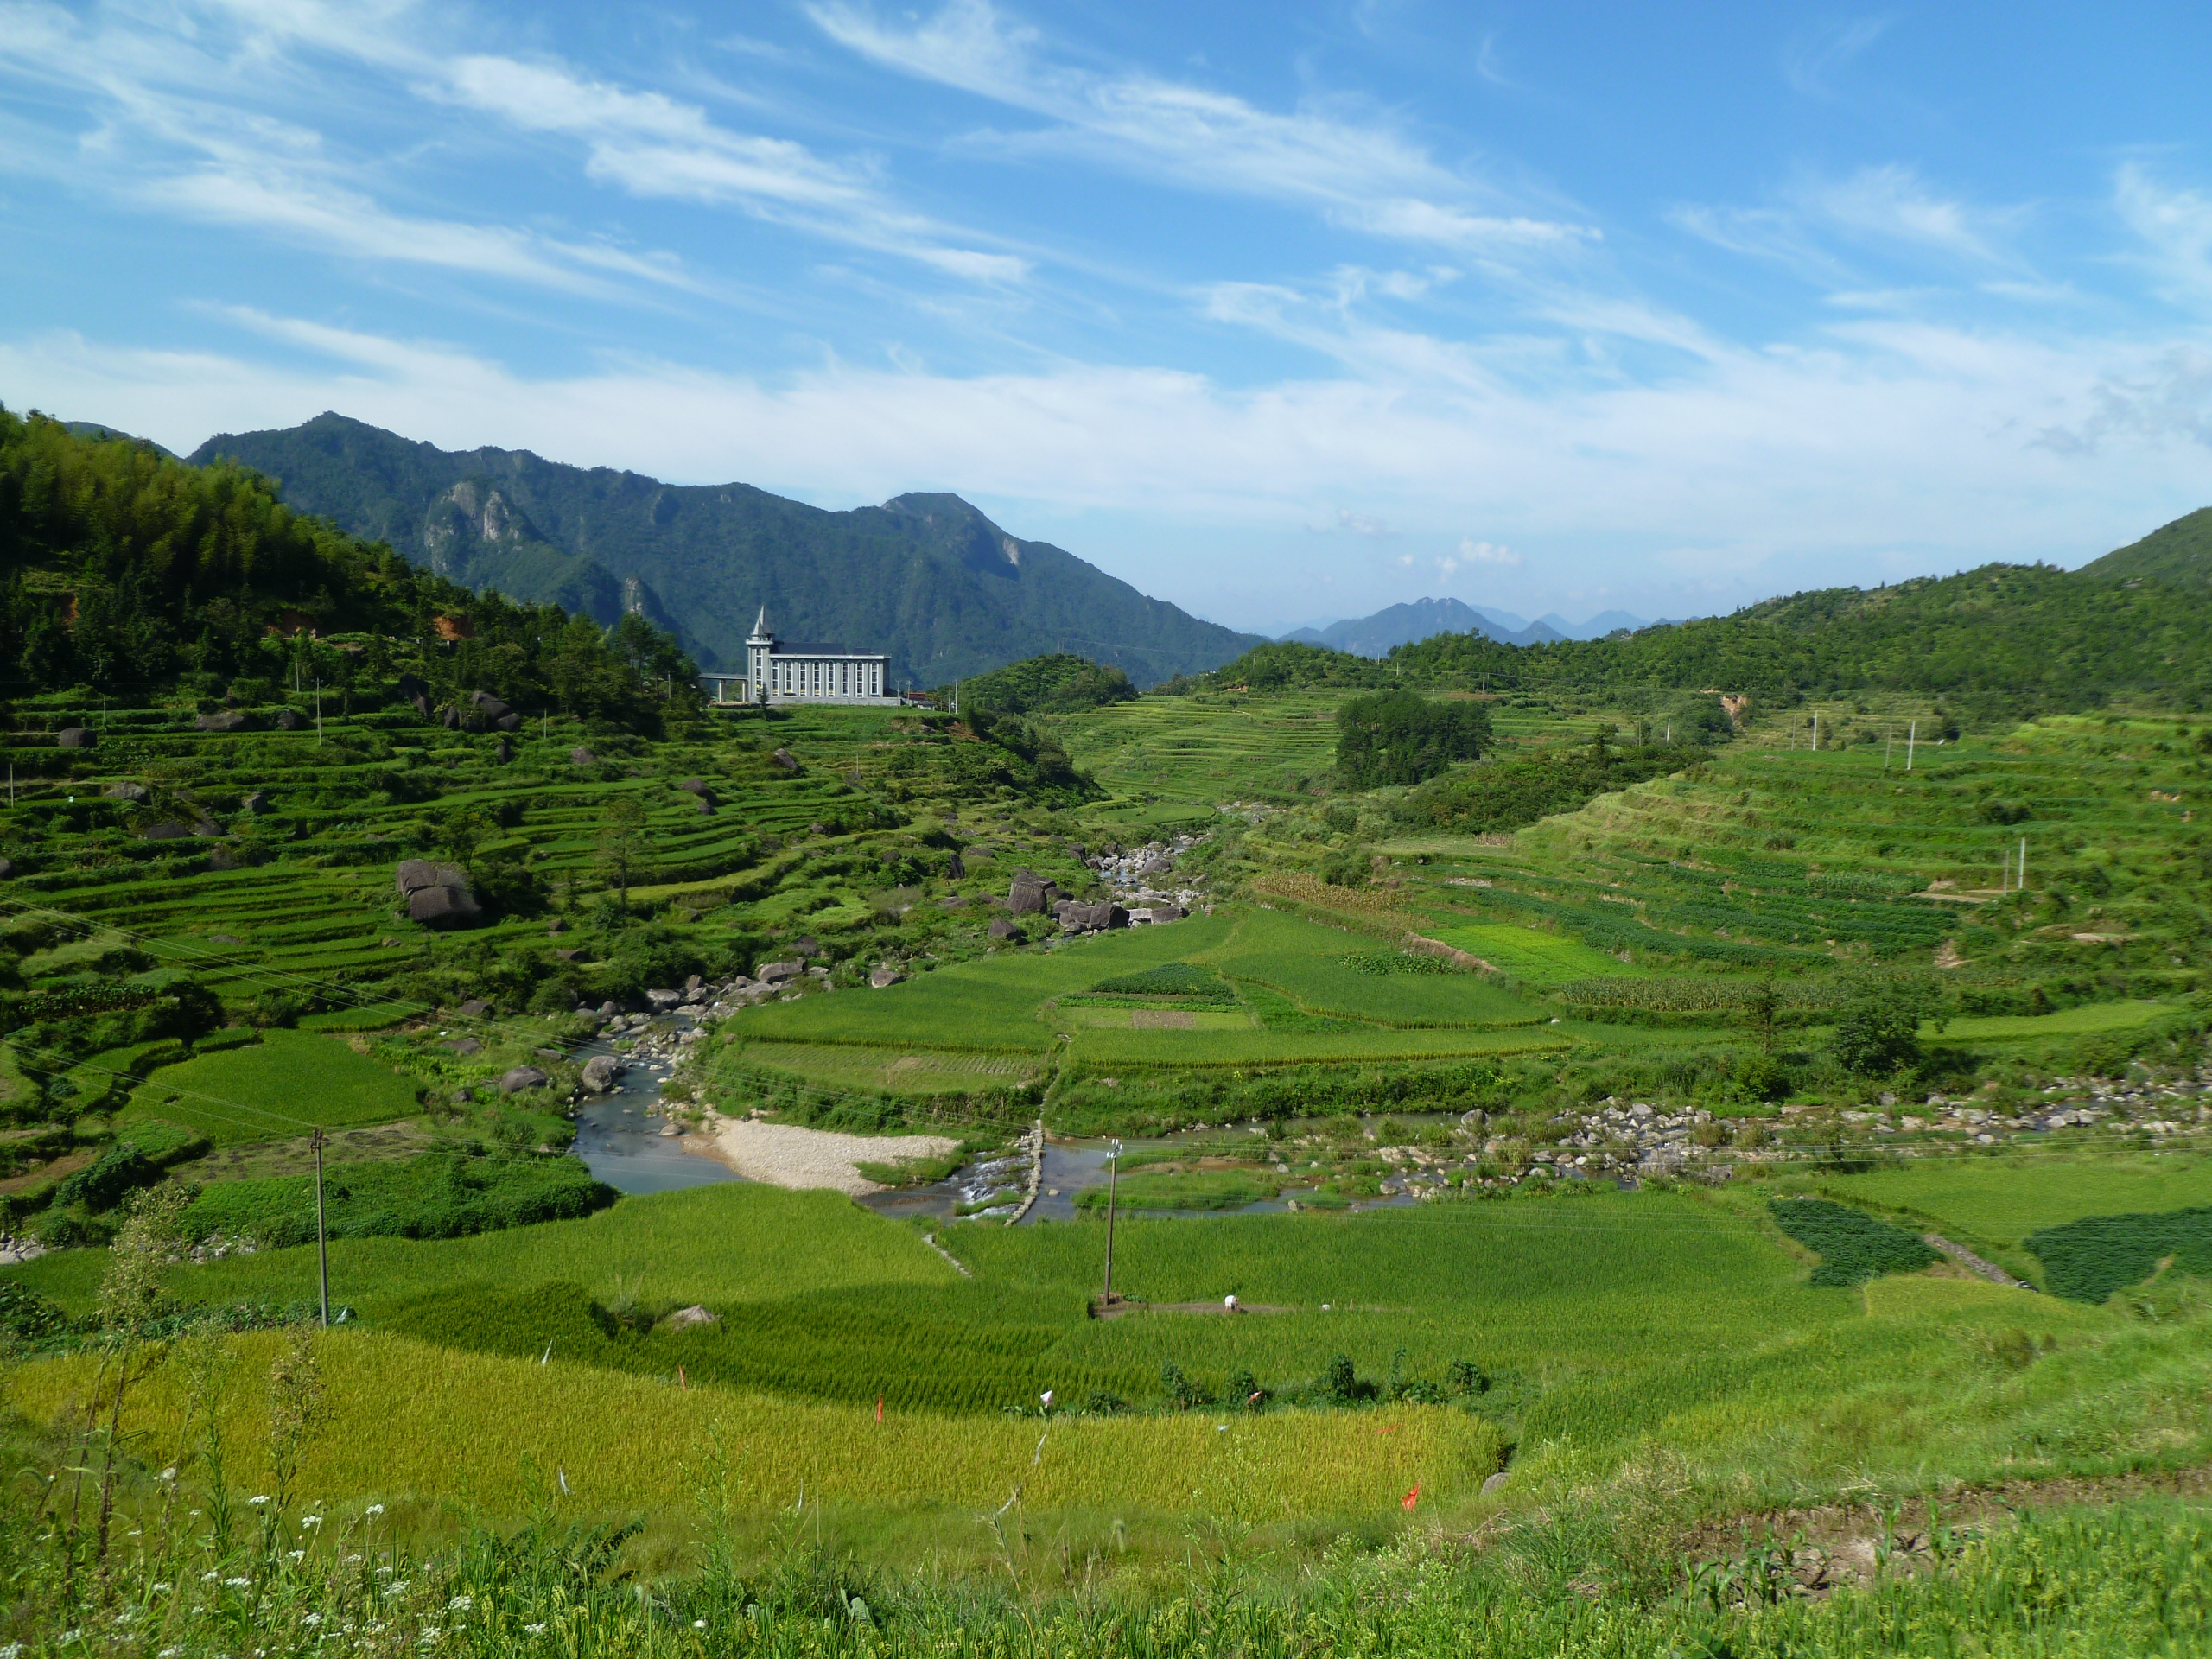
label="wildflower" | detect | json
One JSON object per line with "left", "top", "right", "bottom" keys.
{"left": 524, "top": 1625, "right": 547, "bottom": 1637}
{"left": 693, "top": 1619, "right": 708, "bottom": 1630}
{"left": 248, "top": 1495, "right": 271, "bottom": 1507}
{"left": 203, "top": 1572, "right": 221, "bottom": 1582}
{"left": 344, "top": 1554, "right": 365, "bottom": 1565}
{"left": 159, "top": 1467, "right": 178, "bottom": 1482}
{"left": 416, "top": 1628, "right": 441, "bottom": 1645}
{"left": 160, "top": 1649, "right": 183, "bottom": 1657}
{"left": 385, "top": 1582, "right": 410, "bottom": 1597}
{"left": 226, "top": 1577, "right": 253, "bottom": 1589}
{"left": 365, "top": 1504, "right": 386, "bottom": 1519}
{"left": 448, "top": 1596, "right": 473, "bottom": 1612}
{"left": 57, "top": 1634, "right": 80, "bottom": 1647}
{"left": 2, "top": 1646, "right": 22, "bottom": 1659}
{"left": 152, "top": 1583, "right": 172, "bottom": 1594}
{"left": 377, "top": 1566, "right": 394, "bottom": 1576}
{"left": 301, "top": 1616, "right": 322, "bottom": 1629}
{"left": 302, "top": 1514, "right": 324, "bottom": 1528}
{"left": 289, "top": 1550, "right": 306, "bottom": 1562}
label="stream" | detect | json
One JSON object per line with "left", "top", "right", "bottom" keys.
{"left": 569, "top": 1026, "right": 746, "bottom": 1197}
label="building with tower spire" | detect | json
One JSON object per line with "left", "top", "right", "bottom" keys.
{"left": 699, "top": 606, "right": 895, "bottom": 704}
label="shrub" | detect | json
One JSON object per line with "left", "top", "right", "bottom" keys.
{"left": 1769, "top": 1198, "right": 1938, "bottom": 1287}
{"left": 0, "top": 1280, "right": 70, "bottom": 1341}
{"left": 1830, "top": 982, "right": 1942, "bottom": 1077}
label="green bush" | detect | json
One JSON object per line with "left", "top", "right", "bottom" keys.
{"left": 1769, "top": 1198, "right": 1939, "bottom": 1287}
{"left": 2025, "top": 1205, "right": 2212, "bottom": 1303}
{"left": 0, "top": 1279, "right": 71, "bottom": 1341}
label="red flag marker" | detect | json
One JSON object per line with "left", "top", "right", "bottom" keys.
{"left": 678, "top": 1365, "right": 688, "bottom": 1392}
{"left": 1402, "top": 1484, "right": 1421, "bottom": 1512}
{"left": 876, "top": 1395, "right": 884, "bottom": 1423}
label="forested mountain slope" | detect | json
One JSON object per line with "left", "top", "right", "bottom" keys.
{"left": 189, "top": 414, "right": 1262, "bottom": 685}
{"left": 0, "top": 409, "right": 687, "bottom": 722}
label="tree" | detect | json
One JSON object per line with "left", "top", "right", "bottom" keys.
{"left": 1744, "top": 979, "right": 1782, "bottom": 1055}
{"left": 597, "top": 794, "right": 649, "bottom": 912}
{"left": 1335, "top": 691, "right": 1491, "bottom": 789}
{"left": 1830, "top": 981, "right": 1944, "bottom": 1077}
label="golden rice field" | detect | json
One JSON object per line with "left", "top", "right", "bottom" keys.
{"left": 6, "top": 1331, "right": 1498, "bottom": 1520}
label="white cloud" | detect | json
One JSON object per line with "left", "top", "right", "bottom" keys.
{"left": 1458, "top": 537, "right": 1520, "bottom": 567}
{"left": 808, "top": 0, "right": 1594, "bottom": 253}
{"left": 1783, "top": 16, "right": 1891, "bottom": 100}
{"left": 1807, "top": 164, "right": 2006, "bottom": 264}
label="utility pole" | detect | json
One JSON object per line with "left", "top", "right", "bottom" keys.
{"left": 1101, "top": 1140, "right": 1122, "bottom": 1306}
{"left": 1811, "top": 713, "right": 1819, "bottom": 751}
{"left": 2018, "top": 835, "right": 2027, "bottom": 891}
{"left": 1906, "top": 720, "right": 1916, "bottom": 771}
{"left": 312, "top": 1128, "right": 331, "bottom": 1327}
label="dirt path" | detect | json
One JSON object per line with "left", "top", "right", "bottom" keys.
{"left": 1923, "top": 1233, "right": 2032, "bottom": 1289}
{"left": 694, "top": 1114, "right": 958, "bottom": 1196}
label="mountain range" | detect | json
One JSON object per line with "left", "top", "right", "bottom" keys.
{"left": 1280, "top": 597, "right": 1654, "bottom": 657}
{"left": 186, "top": 414, "right": 1262, "bottom": 687}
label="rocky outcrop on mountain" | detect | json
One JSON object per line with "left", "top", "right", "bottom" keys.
{"left": 395, "top": 858, "right": 482, "bottom": 929}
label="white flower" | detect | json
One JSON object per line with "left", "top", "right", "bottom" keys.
{"left": 226, "top": 1577, "right": 252, "bottom": 1588}
{"left": 2, "top": 1645, "right": 22, "bottom": 1659}
{"left": 289, "top": 1549, "right": 306, "bottom": 1561}
{"left": 365, "top": 1503, "right": 386, "bottom": 1519}
{"left": 58, "top": 1633, "right": 80, "bottom": 1646}
{"left": 302, "top": 1615, "right": 323, "bottom": 1628}
{"left": 693, "top": 1619, "right": 708, "bottom": 1630}
{"left": 523, "top": 1625, "right": 547, "bottom": 1637}
{"left": 151, "top": 1582, "right": 172, "bottom": 1593}
{"left": 417, "top": 1629, "right": 441, "bottom": 1645}
{"left": 448, "top": 1596, "right": 473, "bottom": 1612}
{"left": 385, "top": 1582, "right": 410, "bottom": 1597}
{"left": 203, "top": 1571, "right": 221, "bottom": 1582}
{"left": 302, "top": 1514, "right": 323, "bottom": 1528}
{"left": 248, "top": 1495, "right": 270, "bottom": 1506}
{"left": 160, "top": 1649, "right": 183, "bottom": 1657}
{"left": 377, "top": 1566, "right": 394, "bottom": 1577}
{"left": 344, "top": 1554, "right": 364, "bottom": 1565}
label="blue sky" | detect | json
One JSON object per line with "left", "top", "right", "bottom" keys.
{"left": 3, "top": 1, "right": 2209, "bottom": 632}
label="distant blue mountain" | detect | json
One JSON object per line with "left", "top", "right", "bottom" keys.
{"left": 1279, "top": 596, "right": 1644, "bottom": 658}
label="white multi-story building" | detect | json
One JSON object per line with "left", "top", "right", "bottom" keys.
{"left": 700, "top": 607, "right": 898, "bottom": 705}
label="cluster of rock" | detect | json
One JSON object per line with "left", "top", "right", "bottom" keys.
{"left": 392, "top": 674, "right": 524, "bottom": 733}
{"left": 1084, "top": 835, "right": 1207, "bottom": 923}
{"left": 1836, "top": 1072, "right": 2212, "bottom": 1144}
{"left": 1528, "top": 1101, "right": 1716, "bottom": 1180}
{"left": 573, "top": 969, "right": 799, "bottom": 1026}
{"left": 1005, "top": 868, "right": 1130, "bottom": 935}
{"left": 395, "top": 859, "right": 482, "bottom": 929}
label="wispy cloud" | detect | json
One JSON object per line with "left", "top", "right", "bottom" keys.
{"left": 807, "top": 0, "right": 1595, "bottom": 255}
{"left": 437, "top": 54, "right": 1028, "bottom": 280}
{"left": 1783, "top": 16, "right": 1891, "bottom": 99}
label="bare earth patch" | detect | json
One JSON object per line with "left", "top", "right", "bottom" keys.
{"left": 695, "top": 1115, "right": 960, "bottom": 1196}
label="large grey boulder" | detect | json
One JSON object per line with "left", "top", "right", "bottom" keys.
{"left": 141, "top": 820, "right": 194, "bottom": 841}
{"left": 499, "top": 1065, "right": 550, "bottom": 1094}
{"left": 645, "top": 988, "right": 683, "bottom": 1010}
{"left": 869, "top": 965, "right": 902, "bottom": 989}
{"left": 569, "top": 747, "right": 596, "bottom": 766}
{"left": 105, "top": 781, "right": 150, "bottom": 804}
{"left": 0, "top": 858, "right": 14, "bottom": 879}
{"left": 56, "top": 727, "right": 93, "bottom": 749}
{"left": 1008, "top": 870, "right": 1066, "bottom": 914}
{"left": 194, "top": 709, "right": 256, "bottom": 733}
{"left": 274, "top": 709, "right": 307, "bottom": 731}
{"left": 756, "top": 960, "right": 804, "bottom": 985}
{"left": 770, "top": 747, "right": 799, "bottom": 773}
{"left": 242, "top": 790, "right": 270, "bottom": 815}
{"left": 396, "top": 860, "right": 482, "bottom": 929}
{"left": 468, "top": 690, "right": 518, "bottom": 730}
{"left": 988, "top": 918, "right": 1018, "bottom": 939}
{"left": 581, "top": 1054, "right": 622, "bottom": 1093}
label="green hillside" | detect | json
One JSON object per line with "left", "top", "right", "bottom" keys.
{"left": 189, "top": 413, "right": 1264, "bottom": 684}
{"left": 2081, "top": 505, "right": 2212, "bottom": 588}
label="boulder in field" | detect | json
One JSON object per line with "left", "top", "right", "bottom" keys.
{"left": 194, "top": 709, "right": 255, "bottom": 733}
{"left": 56, "top": 727, "right": 94, "bottom": 749}
{"left": 242, "top": 791, "right": 270, "bottom": 814}
{"left": 493, "top": 736, "right": 512, "bottom": 764}
{"left": 988, "top": 918, "right": 1018, "bottom": 939}
{"left": 664, "top": 1305, "right": 719, "bottom": 1332}
{"left": 451, "top": 1037, "right": 482, "bottom": 1058}
{"left": 677, "top": 777, "right": 709, "bottom": 795}
{"left": 569, "top": 747, "right": 596, "bottom": 766}
{"left": 0, "top": 858, "right": 14, "bottom": 879}
{"left": 499, "top": 1065, "right": 550, "bottom": 1095}
{"left": 945, "top": 852, "right": 966, "bottom": 878}
{"left": 770, "top": 747, "right": 799, "bottom": 773}
{"left": 756, "top": 960, "right": 803, "bottom": 985}
{"left": 696, "top": 797, "right": 715, "bottom": 815}
{"left": 645, "top": 988, "right": 682, "bottom": 1010}
{"left": 457, "top": 998, "right": 491, "bottom": 1017}
{"left": 142, "top": 820, "right": 194, "bottom": 841}
{"left": 105, "top": 781, "right": 150, "bottom": 804}
{"left": 274, "top": 709, "right": 307, "bottom": 731}
{"left": 791, "top": 936, "right": 822, "bottom": 957}
{"left": 581, "top": 1054, "right": 622, "bottom": 1092}
{"left": 407, "top": 884, "right": 482, "bottom": 927}
{"left": 869, "top": 965, "right": 902, "bottom": 989}
{"left": 555, "top": 947, "right": 582, "bottom": 961}
{"left": 468, "top": 690, "right": 515, "bottom": 725}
